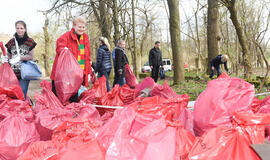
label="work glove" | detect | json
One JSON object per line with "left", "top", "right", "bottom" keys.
{"left": 1, "top": 55, "right": 8, "bottom": 63}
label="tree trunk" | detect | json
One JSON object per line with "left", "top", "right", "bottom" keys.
{"left": 207, "top": 0, "right": 219, "bottom": 74}
{"left": 131, "top": 0, "right": 138, "bottom": 77}
{"left": 42, "top": 17, "right": 51, "bottom": 77}
{"left": 112, "top": 0, "right": 120, "bottom": 46}
{"left": 226, "top": 0, "right": 252, "bottom": 78}
{"left": 90, "top": 0, "right": 112, "bottom": 42}
{"left": 167, "top": 0, "right": 185, "bottom": 84}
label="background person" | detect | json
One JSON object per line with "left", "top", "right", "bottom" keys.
{"left": 209, "top": 54, "right": 230, "bottom": 79}
{"left": 96, "top": 37, "right": 112, "bottom": 91}
{"left": 149, "top": 41, "right": 163, "bottom": 82}
{"left": 114, "top": 40, "right": 129, "bottom": 87}
{"left": 4, "top": 20, "right": 37, "bottom": 100}
{"left": 50, "top": 16, "right": 93, "bottom": 102}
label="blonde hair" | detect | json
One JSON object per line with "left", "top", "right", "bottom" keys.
{"left": 221, "top": 54, "right": 228, "bottom": 62}
{"left": 73, "top": 16, "right": 86, "bottom": 26}
{"left": 99, "top": 37, "right": 111, "bottom": 51}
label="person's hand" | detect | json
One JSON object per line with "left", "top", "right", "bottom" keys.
{"left": 211, "top": 66, "right": 215, "bottom": 70}
{"left": 1, "top": 55, "right": 8, "bottom": 63}
{"left": 150, "top": 66, "right": 153, "bottom": 69}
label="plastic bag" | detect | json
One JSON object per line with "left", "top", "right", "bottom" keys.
{"left": 34, "top": 80, "right": 64, "bottom": 113}
{"left": 0, "top": 63, "right": 24, "bottom": 100}
{"left": 151, "top": 80, "right": 178, "bottom": 99}
{"left": 0, "top": 115, "right": 40, "bottom": 160}
{"left": 54, "top": 49, "right": 84, "bottom": 104}
{"left": 0, "top": 99, "right": 34, "bottom": 121}
{"left": 79, "top": 76, "right": 107, "bottom": 104}
{"left": 119, "top": 84, "right": 135, "bottom": 104}
{"left": 134, "top": 77, "right": 155, "bottom": 98}
{"left": 17, "top": 141, "right": 58, "bottom": 160}
{"left": 125, "top": 64, "right": 138, "bottom": 89}
{"left": 35, "top": 108, "right": 74, "bottom": 141}
{"left": 249, "top": 97, "right": 262, "bottom": 113}
{"left": 188, "top": 126, "right": 260, "bottom": 160}
{"left": 193, "top": 77, "right": 255, "bottom": 136}
{"left": 232, "top": 112, "right": 270, "bottom": 144}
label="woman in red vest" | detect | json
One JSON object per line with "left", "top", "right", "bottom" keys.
{"left": 50, "top": 16, "right": 93, "bottom": 102}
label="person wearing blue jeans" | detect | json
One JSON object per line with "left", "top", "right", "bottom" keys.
{"left": 114, "top": 40, "right": 129, "bottom": 87}
{"left": 4, "top": 20, "right": 37, "bottom": 100}
{"left": 209, "top": 54, "right": 230, "bottom": 79}
{"left": 98, "top": 70, "right": 111, "bottom": 91}
{"left": 19, "top": 79, "right": 30, "bottom": 99}
{"left": 96, "top": 37, "right": 112, "bottom": 91}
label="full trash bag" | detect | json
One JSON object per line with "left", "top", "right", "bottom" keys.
{"left": 134, "top": 77, "right": 155, "bottom": 98}
{"left": 35, "top": 80, "right": 64, "bottom": 113}
{"left": 193, "top": 77, "right": 255, "bottom": 136}
{"left": 17, "top": 141, "right": 58, "bottom": 160}
{"left": 0, "top": 63, "right": 24, "bottom": 100}
{"left": 188, "top": 126, "right": 260, "bottom": 160}
{"left": 151, "top": 80, "right": 178, "bottom": 99}
{"left": 125, "top": 64, "right": 138, "bottom": 89}
{"left": 119, "top": 84, "right": 135, "bottom": 105}
{"left": 0, "top": 115, "right": 40, "bottom": 160}
{"left": 232, "top": 112, "right": 270, "bottom": 144}
{"left": 79, "top": 76, "right": 107, "bottom": 104}
{"left": 0, "top": 98, "right": 34, "bottom": 121}
{"left": 54, "top": 49, "right": 84, "bottom": 104}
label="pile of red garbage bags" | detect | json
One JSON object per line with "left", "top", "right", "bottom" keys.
{"left": 0, "top": 70, "right": 270, "bottom": 159}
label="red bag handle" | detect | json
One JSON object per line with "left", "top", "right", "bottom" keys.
{"left": 0, "top": 41, "right": 6, "bottom": 56}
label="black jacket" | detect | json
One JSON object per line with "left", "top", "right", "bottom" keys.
{"left": 115, "top": 47, "right": 129, "bottom": 78}
{"left": 149, "top": 47, "right": 162, "bottom": 67}
{"left": 96, "top": 44, "right": 112, "bottom": 73}
{"left": 210, "top": 54, "right": 228, "bottom": 71}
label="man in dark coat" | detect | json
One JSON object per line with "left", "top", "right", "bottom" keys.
{"left": 149, "top": 41, "right": 163, "bottom": 82}
{"left": 209, "top": 54, "right": 230, "bottom": 78}
{"left": 114, "top": 40, "right": 129, "bottom": 87}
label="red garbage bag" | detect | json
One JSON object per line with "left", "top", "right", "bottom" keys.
{"left": 0, "top": 63, "right": 24, "bottom": 100}
{"left": 134, "top": 77, "right": 155, "bottom": 97}
{"left": 188, "top": 126, "right": 260, "bottom": 160}
{"left": 55, "top": 137, "right": 105, "bottom": 160}
{"left": 79, "top": 76, "right": 107, "bottom": 104}
{"left": 0, "top": 99, "right": 34, "bottom": 121}
{"left": 217, "top": 72, "right": 230, "bottom": 79}
{"left": 249, "top": 97, "right": 262, "bottom": 113}
{"left": 178, "top": 107, "right": 194, "bottom": 135}
{"left": 125, "top": 64, "right": 138, "bottom": 89}
{"left": 0, "top": 115, "right": 40, "bottom": 160}
{"left": 119, "top": 84, "right": 135, "bottom": 105}
{"left": 232, "top": 112, "right": 270, "bottom": 144}
{"left": 35, "top": 80, "right": 64, "bottom": 113}
{"left": 258, "top": 95, "right": 270, "bottom": 113}
{"left": 52, "top": 119, "right": 102, "bottom": 144}
{"left": 129, "top": 116, "right": 178, "bottom": 160}
{"left": 193, "top": 77, "right": 255, "bottom": 136}
{"left": 128, "top": 95, "right": 189, "bottom": 122}
{"left": 17, "top": 141, "right": 58, "bottom": 160}
{"left": 151, "top": 80, "right": 178, "bottom": 99}
{"left": 54, "top": 49, "right": 84, "bottom": 104}
{"left": 35, "top": 108, "right": 74, "bottom": 141}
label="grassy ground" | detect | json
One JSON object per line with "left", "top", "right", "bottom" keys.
{"left": 142, "top": 70, "right": 270, "bottom": 101}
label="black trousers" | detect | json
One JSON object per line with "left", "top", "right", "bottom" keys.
{"left": 151, "top": 65, "right": 160, "bottom": 82}
{"left": 51, "top": 80, "right": 79, "bottom": 103}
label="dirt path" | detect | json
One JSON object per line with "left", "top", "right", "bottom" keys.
{"left": 27, "top": 77, "right": 51, "bottom": 101}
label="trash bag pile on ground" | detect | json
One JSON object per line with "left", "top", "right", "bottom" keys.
{"left": 0, "top": 70, "right": 270, "bottom": 159}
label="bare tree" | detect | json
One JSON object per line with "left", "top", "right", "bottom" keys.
{"left": 221, "top": 0, "right": 252, "bottom": 78}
